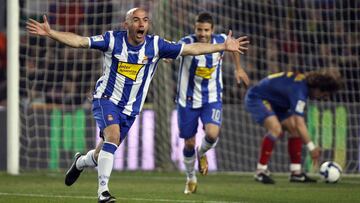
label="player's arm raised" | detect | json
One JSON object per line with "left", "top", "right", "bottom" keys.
{"left": 26, "top": 15, "right": 89, "bottom": 48}
{"left": 181, "top": 30, "right": 249, "bottom": 56}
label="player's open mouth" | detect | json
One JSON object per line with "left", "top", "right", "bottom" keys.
{"left": 136, "top": 30, "right": 145, "bottom": 38}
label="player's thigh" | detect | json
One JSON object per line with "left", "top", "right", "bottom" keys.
{"left": 118, "top": 113, "right": 136, "bottom": 142}
{"left": 200, "top": 102, "right": 222, "bottom": 138}
{"left": 92, "top": 98, "right": 121, "bottom": 133}
{"left": 103, "top": 124, "right": 121, "bottom": 144}
{"left": 92, "top": 98, "right": 135, "bottom": 143}
{"left": 103, "top": 113, "right": 136, "bottom": 144}
{"left": 200, "top": 102, "right": 222, "bottom": 125}
{"left": 177, "top": 104, "right": 200, "bottom": 139}
{"left": 281, "top": 115, "right": 299, "bottom": 137}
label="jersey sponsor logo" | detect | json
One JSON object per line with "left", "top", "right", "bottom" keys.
{"left": 295, "top": 100, "right": 306, "bottom": 113}
{"left": 91, "top": 35, "right": 104, "bottom": 42}
{"left": 195, "top": 66, "right": 215, "bottom": 79}
{"left": 117, "top": 61, "right": 144, "bottom": 81}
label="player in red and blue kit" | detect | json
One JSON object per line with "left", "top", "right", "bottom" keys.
{"left": 27, "top": 7, "right": 249, "bottom": 202}
{"left": 245, "top": 68, "right": 343, "bottom": 184}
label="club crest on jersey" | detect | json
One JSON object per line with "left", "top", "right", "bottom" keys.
{"left": 117, "top": 61, "right": 144, "bottom": 81}
{"left": 91, "top": 35, "right": 104, "bottom": 42}
{"left": 195, "top": 66, "right": 215, "bottom": 79}
{"left": 142, "top": 56, "right": 149, "bottom": 64}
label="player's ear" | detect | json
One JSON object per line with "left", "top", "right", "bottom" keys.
{"left": 122, "top": 21, "right": 128, "bottom": 29}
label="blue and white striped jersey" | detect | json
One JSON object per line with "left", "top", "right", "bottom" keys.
{"left": 176, "top": 34, "right": 226, "bottom": 108}
{"left": 88, "top": 31, "right": 183, "bottom": 116}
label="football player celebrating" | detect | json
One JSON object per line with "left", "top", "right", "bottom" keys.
{"left": 27, "top": 7, "right": 249, "bottom": 202}
{"left": 176, "top": 12, "right": 250, "bottom": 194}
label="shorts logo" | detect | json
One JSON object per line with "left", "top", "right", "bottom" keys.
{"left": 195, "top": 66, "right": 215, "bottom": 79}
{"left": 107, "top": 114, "right": 114, "bottom": 121}
{"left": 117, "top": 61, "right": 144, "bottom": 81}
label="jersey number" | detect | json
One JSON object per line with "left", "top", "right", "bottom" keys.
{"left": 211, "top": 109, "right": 221, "bottom": 122}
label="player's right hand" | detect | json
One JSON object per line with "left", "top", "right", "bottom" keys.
{"left": 26, "top": 15, "right": 51, "bottom": 37}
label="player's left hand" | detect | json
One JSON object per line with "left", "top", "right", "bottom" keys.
{"left": 26, "top": 15, "right": 51, "bottom": 37}
{"left": 310, "top": 146, "right": 321, "bottom": 168}
{"left": 225, "top": 30, "right": 249, "bottom": 54}
{"left": 235, "top": 68, "right": 250, "bottom": 88}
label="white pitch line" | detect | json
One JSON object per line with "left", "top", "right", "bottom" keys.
{"left": 0, "top": 192, "right": 247, "bottom": 203}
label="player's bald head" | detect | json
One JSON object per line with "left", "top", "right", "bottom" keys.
{"left": 125, "top": 8, "right": 148, "bottom": 22}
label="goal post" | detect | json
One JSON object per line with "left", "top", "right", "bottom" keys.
{"left": 9, "top": 0, "right": 360, "bottom": 174}
{"left": 7, "top": 0, "right": 20, "bottom": 175}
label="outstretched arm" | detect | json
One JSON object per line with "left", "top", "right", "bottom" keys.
{"left": 181, "top": 30, "right": 249, "bottom": 56}
{"left": 231, "top": 52, "right": 250, "bottom": 87}
{"left": 294, "top": 115, "right": 321, "bottom": 167}
{"left": 26, "top": 15, "right": 89, "bottom": 48}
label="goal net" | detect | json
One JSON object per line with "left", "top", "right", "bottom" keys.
{"left": 17, "top": 0, "right": 360, "bottom": 174}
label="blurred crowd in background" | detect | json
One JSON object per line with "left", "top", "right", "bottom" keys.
{"left": 0, "top": 0, "right": 359, "bottom": 107}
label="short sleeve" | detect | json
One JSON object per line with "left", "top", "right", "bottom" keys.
{"left": 88, "top": 31, "right": 111, "bottom": 52}
{"left": 158, "top": 38, "right": 184, "bottom": 59}
{"left": 220, "top": 33, "right": 227, "bottom": 42}
{"left": 289, "top": 83, "right": 308, "bottom": 116}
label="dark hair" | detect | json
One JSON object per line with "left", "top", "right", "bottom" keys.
{"left": 196, "top": 12, "right": 214, "bottom": 28}
{"left": 305, "top": 68, "right": 344, "bottom": 92}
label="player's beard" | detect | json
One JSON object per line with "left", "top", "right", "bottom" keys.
{"left": 197, "top": 36, "right": 211, "bottom": 43}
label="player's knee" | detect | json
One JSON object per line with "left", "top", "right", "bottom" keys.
{"left": 205, "top": 126, "right": 220, "bottom": 140}
{"left": 205, "top": 133, "right": 218, "bottom": 143}
{"left": 268, "top": 126, "right": 283, "bottom": 137}
{"left": 104, "top": 134, "right": 120, "bottom": 145}
{"left": 184, "top": 138, "right": 196, "bottom": 150}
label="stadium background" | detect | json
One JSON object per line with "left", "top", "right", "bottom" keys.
{"left": 0, "top": 0, "right": 359, "bottom": 175}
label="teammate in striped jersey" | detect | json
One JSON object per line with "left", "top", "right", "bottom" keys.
{"left": 27, "top": 7, "right": 249, "bottom": 202}
{"left": 244, "top": 68, "right": 343, "bottom": 184}
{"left": 175, "top": 12, "right": 250, "bottom": 194}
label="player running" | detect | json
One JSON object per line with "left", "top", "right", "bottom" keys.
{"left": 176, "top": 12, "right": 250, "bottom": 194}
{"left": 244, "top": 68, "right": 343, "bottom": 184}
{"left": 27, "top": 7, "right": 249, "bottom": 202}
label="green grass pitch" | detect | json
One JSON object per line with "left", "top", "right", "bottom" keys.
{"left": 0, "top": 171, "right": 359, "bottom": 203}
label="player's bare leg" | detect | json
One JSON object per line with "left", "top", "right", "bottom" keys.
{"left": 254, "top": 116, "right": 282, "bottom": 184}
{"left": 282, "top": 117, "right": 317, "bottom": 183}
